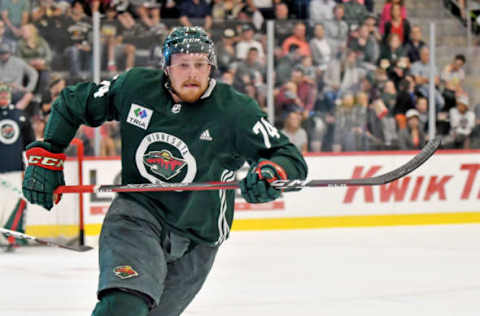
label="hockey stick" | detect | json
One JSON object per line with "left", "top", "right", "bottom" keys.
{"left": 0, "top": 228, "right": 93, "bottom": 252}
{"left": 55, "top": 137, "right": 441, "bottom": 194}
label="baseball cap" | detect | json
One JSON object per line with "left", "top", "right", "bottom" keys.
{"left": 456, "top": 95, "right": 470, "bottom": 107}
{"left": 223, "top": 28, "right": 235, "bottom": 38}
{"left": 406, "top": 109, "right": 420, "bottom": 119}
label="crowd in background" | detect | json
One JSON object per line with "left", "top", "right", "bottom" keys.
{"left": 0, "top": 0, "right": 479, "bottom": 156}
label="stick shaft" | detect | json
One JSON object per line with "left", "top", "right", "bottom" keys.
{"left": 54, "top": 137, "right": 441, "bottom": 194}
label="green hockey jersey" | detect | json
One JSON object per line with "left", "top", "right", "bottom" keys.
{"left": 44, "top": 68, "right": 308, "bottom": 245}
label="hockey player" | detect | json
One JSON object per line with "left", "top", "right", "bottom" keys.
{"left": 22, "top": 26, "right": 308, "bottom": 315}
{"left": 0, "top": 83, "right": 34, "bottom": 251}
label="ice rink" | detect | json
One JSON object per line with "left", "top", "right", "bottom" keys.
{"left": 1, "top": 224, "right": 480, "bottom": 316}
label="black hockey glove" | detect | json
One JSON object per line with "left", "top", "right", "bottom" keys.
{"left": 240, "top": 159, "right": 287, "bottom": 203}
{"left": 22, "top": 141, "right": 66, "bottom": 210}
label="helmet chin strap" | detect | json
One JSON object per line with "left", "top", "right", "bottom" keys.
{"left": 163, "top": 69, "right": 183, "bottom": 102}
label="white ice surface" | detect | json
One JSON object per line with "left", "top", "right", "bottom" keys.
{"left": 1, "top": 224, "right": 480, "bottom": 316}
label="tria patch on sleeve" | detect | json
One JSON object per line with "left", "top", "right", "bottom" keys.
{"left": 127, "top": 104, "right": 153, "bottom": 130}
{"left": 113, "top": 265, "right": 139, "bottom": 279}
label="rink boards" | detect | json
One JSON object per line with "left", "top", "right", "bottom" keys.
{"left": 25, "top": 150, "right": 480, "bottom": 237}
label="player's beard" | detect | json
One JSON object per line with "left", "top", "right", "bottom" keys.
{"left": 172, "top": 80, "right": 208, "bottom": 103}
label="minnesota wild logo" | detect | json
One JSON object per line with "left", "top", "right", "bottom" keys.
{"left": 1, "top": 124, "right": 14, "bottom": 139}
{"left": 143, "top": 150, "right": 187, "bottom": 180}
{"left": 136, "top": 132, "right": 197, "bottom": 184}
{"left": 113, "top": 265, "right": 138, "bottom": 279}
{"left": 0, "top": 119, "right": 19, "bottom": 144}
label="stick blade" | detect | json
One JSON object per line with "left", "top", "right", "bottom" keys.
{"left": 55, "top": 243, "right": 94, "bottom": 252}
{"left": 0, "top": 228, "right": 94, "bottom": 252}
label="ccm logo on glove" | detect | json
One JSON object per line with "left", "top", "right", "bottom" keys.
{"left": 26, "top": 148, "right": 66, "bottom": 171}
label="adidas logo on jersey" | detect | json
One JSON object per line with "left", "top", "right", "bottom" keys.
{"left": 199, "top": 129, "right": 213, "bottom": 141}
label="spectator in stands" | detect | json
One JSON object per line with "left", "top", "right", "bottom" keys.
{"left": 82, "top": 0, "right": 112, "bottom": 16}
{"left": 379, "top": 0, "right": 407, "bottom": 35}
{"left": 339, "top": 49, "right": 366, "bottom": 96}
{"left": 393, "top": 78, "right": 415, "bottom": 129}
{"left": 332, "top": 93, "right": 368, "bottom": 152}
{"left": 31, "top": 1, "right": 70, "bottom": 67}
{"left": 343, "top": 0, "right": 369, "bottom": 30}
{"left": 101, "top": 5, "right": 136, "bottom": 73}
{"left": 405, "top": 25, "right": 426, "bottom": 63}
{"left": 309, "top": 0, "right": 337, "bottom": 27}
{"left": 349, "top": 24, "right": 379, "bottom": 70}
{"left": 363, "top": 14, "right": 382, "bottom": 42}
{"left": 324, "top": 4, "right": 349, "bottom": 58}
{"left": 364, "top": 0, "right": 375, "bottom": 13}
{"left": 441, "top": 54, "right": 466, "bottom": 112}
{"left": 17, "top": 24, "right": 52, "bottom": 95}
{"left": 305, "top": 111, "right": 327, "bottom": 152}
{"left": 40, "top": 73, "right": 66, "bottom": 120}
{"left": 398, "top": 108, "right": 426, "bottom": 149}
{"left": 275, "top": 80, "right": 301, "bottom": 125}
{"left": 288, "top": 0, "right": 310, "bottom": 19}
{"left": 160, "top": 0, "right": 181, "bottom": 22}
{"left": 211, "top": 0, "right": 243, "bottom": 23}
{"left": 179, "top": 0, "right": 213, "bottom": 31}
{"left": 410, "top": 46, "right": 445, "bottom": 111}
{"left": 100, "top": 121, "right": 121, "bottom": 156}
{"left": 274, "top": 2, "right": 296, "bottom": 46}
{"left": 282, "top": 111, "right": 308, "bottom": 152}
{"left": 387, "top": 56, "right": 410, "bottom": 88}
{"left": 31, "top": 0, "right": 66, "bottom": 22}
{"left": 356, "top": 91, "right": 387, "bottom": 149}
{"left": 309, "top": 23, "right": 331, "bottom": 72}
{"left": 380, "top": 80, "right": 397, "bottom": 113}
{"left": 372, "top": 98, "right": 397, "bottom": 148}
{"left": 0, "top": 43, "right": 38, "bottom": 111}
{"left": 247, "top": 0, "right": 275, "bottom": 20}
{"left": 298, "top": 55, "right": 317, "bottom": 84}
{"left": 0, "top": 20, "right": 14, "bottom": 53}
{"left": 447, "top": 95, "right": 476, "bottom": 148}
{"left": 282, "top": 21, "right": 311, "bottom": 57}
{"left": 64, "top": 0, "right": 92, "bottom": 81}
{"left": 236, "top": 2, "right": 264, "bottom": 31}
{"left": 233, "top": 47, "right": 265, "bottom": 98}
{"left": 130, "top": 0, "right": 161, "bottom": 30}
{"left": 383, "top": 3, "right": 411, "bottom": 45}
{"left": 216, "top": 28, "right": 238, "bottom": 74}
{"left": 275, "top": 43, "right": 303, "bottom": 86}
{"left": 292, "top": 66, "right": 317, "bottom": 119}
{"left": 0, "top": 0, "right": 30, "bottom": 43}
{"left": 379, "top": 33, "right": 407, "bottom": 69}
{"left": 236, "top": 23, "right": 264, "bottom": 62}
{"left": 275, "top": 63, "right": 317, "bottom": 122}
{"left": 415, "top": 95, "right": 428, "bottom": 131}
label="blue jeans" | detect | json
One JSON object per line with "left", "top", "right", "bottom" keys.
{"left": 64, "top": 45, "right": 92, "bottom": 78}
